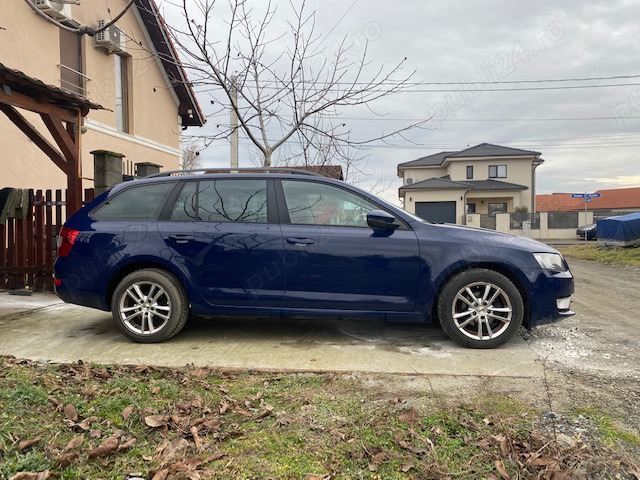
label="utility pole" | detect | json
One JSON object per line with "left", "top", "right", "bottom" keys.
{"left": 230, "top": 76, "right": 238, "bottom": 169}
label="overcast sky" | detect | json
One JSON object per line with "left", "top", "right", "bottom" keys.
{"left": 163, "top": 0, "right": 640, "bottom": 204}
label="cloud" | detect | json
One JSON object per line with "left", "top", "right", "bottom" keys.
{"left": 168, "top": 0, "right": 640, "bottom": 204}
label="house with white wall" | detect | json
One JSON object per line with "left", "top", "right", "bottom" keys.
{"left": 397, "top": 143, "right": 544, "bottom": 224}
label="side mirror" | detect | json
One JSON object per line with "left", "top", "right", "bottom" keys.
{"left": 367, "top": 209, "right": 400, "bottom": 230}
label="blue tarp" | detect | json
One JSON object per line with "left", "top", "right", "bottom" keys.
{"left": 597, "top": 212, "right": 640, "bottom": 246}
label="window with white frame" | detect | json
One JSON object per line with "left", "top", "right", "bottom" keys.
{"left": 114, "top": 54, "right": 130, "bottom": 133}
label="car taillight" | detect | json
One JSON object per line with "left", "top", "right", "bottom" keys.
{"left": 57, "top": 227, "right": 79, "bottom": 257}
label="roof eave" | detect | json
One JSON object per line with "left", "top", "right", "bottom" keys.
{"left": 135, "top": 0, "right": 206, "bottom": 128}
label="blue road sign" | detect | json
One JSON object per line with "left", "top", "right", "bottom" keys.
{"left": 571, "top": 193, "right": 602, "bottom": 198}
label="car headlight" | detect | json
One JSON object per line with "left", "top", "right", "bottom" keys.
{"left": 533, "top": 253, "right": 567, "bottom": 273}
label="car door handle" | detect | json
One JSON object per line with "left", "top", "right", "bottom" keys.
{"left": 286, "top": 237, "right": 314, "bottom": 246}
{"left": 169, "top": 234, "right": 194, "bottom": 243}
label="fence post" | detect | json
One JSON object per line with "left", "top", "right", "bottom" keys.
{"left": 135, "top": 162, "right": 162, "bottom": 177}
{"left": 92, "top": 150, "right": 125, "bottom": 196}
{"left": 539, "top": 212, "right": 549, "bottom": 239}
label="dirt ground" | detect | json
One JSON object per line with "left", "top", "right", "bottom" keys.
{"left": 524, "top": 258, "right": 640, "bottom": 431}
{"left": 367, "top": 257, "right": 640, "bottom": 440}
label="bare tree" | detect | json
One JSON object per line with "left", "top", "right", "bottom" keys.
{"left": 165, "top": 0, "right": 426, "bottom": 169}
{"left": 181, "top": 140, "right": 202, "bottom": 169}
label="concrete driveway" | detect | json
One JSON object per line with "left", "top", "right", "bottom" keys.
{"left": 2, "top": 257, "right": 638, "bottom": 382}
{"left": 0, "top": 291, "right": 542, "bottom": 378}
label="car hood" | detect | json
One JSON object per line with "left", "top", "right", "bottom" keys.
{"left": 428, "top": 223, "right": 558, "bottom": 254}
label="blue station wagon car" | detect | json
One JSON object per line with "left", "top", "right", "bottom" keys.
{"left": 54, "top": 169, "right": 574, "bottom": 349}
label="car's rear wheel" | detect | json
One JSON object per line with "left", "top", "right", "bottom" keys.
{"left": 437, "top": 269, "right": 524, "bottom": 349}
{"left": 111, "top": 269, "right": 189, "bottom": 343}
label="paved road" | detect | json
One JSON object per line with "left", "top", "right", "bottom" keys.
{"left": 1, "top": 258, "right": 637, "bottom": 381}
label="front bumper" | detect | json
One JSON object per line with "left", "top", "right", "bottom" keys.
{"left": 526, "top": 269, "right": 575, "bottom": 327}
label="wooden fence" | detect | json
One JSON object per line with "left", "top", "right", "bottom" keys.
{"left": 0, "top": 188, "right": 94, "bottom": 290}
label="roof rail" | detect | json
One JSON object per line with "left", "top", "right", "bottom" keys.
{"left": 145, "top": 167, "right": 323, "bottom": 178}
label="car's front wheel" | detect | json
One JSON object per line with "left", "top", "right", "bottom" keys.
{"left": 437, "top": 269, "right": 524, "bottom": 349}
{"left": 111, "top": 269, "right": 189, "bottom": 343}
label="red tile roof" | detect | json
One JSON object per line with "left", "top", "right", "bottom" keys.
{"left": 536, "top": 187, "right": 640, "bottom": 211}
{"left": 285, "top": 165, "right": 344, "bottom": 180}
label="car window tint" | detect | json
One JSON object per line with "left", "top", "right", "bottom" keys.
{"left": 198, "top": 179, "right": 268, "bottom": 223}
{"left": 170, "top": 181, "right": 198, "bottom": 221}
{"left": 282, "top": 180, "right": 378, "bottom": 227}
{"left": 93, "top": 183, "right": 174, "bottom": 220}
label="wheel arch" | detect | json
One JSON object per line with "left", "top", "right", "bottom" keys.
{"left": 106, "top": 261, "right": 189, "bottom": 312}
{"left": 431, "top": 262, "right": 531, "bottom": 327}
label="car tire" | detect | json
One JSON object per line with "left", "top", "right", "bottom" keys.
{"left": 111, "top": 269, "right": 189, "bottom": 343}
{"left": 437, "top": 269, "right": 524, "bottom": 349}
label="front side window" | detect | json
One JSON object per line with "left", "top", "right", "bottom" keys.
{"left": 93, "top": 183, "right": 174, "bottom": 220}
{"left": 282, "top": 180, "right": 379, "bottom": 227}
{"left": 466, "top": 166, "right": 473, "bottom": 179}
{"left": 171, "top": 179, "right": 268, "bottom": 223}
{"left": 489, "top": 165, "right": 507, "bottom": 178}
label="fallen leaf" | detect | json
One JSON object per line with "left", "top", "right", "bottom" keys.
{"left": 494, "top": 459, "right": 510, "bottom": 480}
{"left": 151, "top": 469, "right": 169, "bottom": 480}
{"left": 9, "top": 471, "right": 51, "bottom": 480}
{"left": 145, "top": 415, "right": 168, "bottom": 428}
{"left": 118, "top": 437, "right": 137, "bottom": 450}
{"left": 398, "top": 408, "right": 419, "bottom": 424}
{"left": 63, "top": 435, "right": 84, "bottom": 451}
{"left": 88, "top": 437, "right": 118, "bottom": 458}
{"left": 233, "top": 406, "right": 251, "bottom": 417}
{"left": 122, "top": 406, "right": 134, "bottom": 420}
{"left": 57, "top": 452, "right": 79, "bottom": 467}
{"left": 151, "top": 386, "right": 161, "bottom": 394}
{"left": 401, "top": 460, "right": 415, "bottom": 472}
{"left": 19, "top": 437, "right": 41, "bottom": 452}
{"left": 530, "top": 457, "right": 559, "bottom": 467}
{"left": 254, "top": 406, "right": 274, "bottom": 420}
{"left": 191, "top": 426, "right": 203, "bottom": 450}
{"left": 78, "top": 416, "right": 99, "bottom": 430}
{"left": 305, "top": 474, "right": 331, "bottom": 480}
{"left": 91, "top": 368, "right": 111, "bottom": 379}
{"left": 155, "top": 438, "right": 189, "bottom": 460}
{"left": 64, "top": 404, "right": 78, "bottom": 422}
{"left": 398, "top": 440, "right": 427, "bottom": 455}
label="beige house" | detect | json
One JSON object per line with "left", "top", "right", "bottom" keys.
{"left": 0, "top": 0, "right": 204, "bottom": 192}
{"left": 397, "top": 143, "right": 544, "bottom": 224}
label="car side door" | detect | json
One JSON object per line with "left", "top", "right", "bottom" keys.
{"left": 277, "top": 179, "right": 421, "bottom": 312}
{"left": 158, "top": 178, "right": 285, "bottom": 308}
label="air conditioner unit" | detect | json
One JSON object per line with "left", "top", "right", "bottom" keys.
{"left": 35, "top": 0, "right": 72, "bottom": 21}
{"left": 406, "top": 178, "right": 414, "bottom": 185}
{"left": 95, "top": 20, "right": 125, "bottom": 54}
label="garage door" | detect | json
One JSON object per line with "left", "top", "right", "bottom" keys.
{"left": 415, "top": 201, "right": 456, "bottom": 223}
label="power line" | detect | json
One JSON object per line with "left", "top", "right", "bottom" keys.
{"left": 194, "top": 74, "right": 640, "bottom": 93}
{"left": 211, "top": 138, "right": 640, "bottom": 150}
{"left": 205, "top": 113, "right": 640, "bottom": 123}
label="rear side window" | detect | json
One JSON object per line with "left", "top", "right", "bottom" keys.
{"left": 170, "top": 179, "right": 268, "bottom": 223}
{"left": 93, "top": 183, "right": 174, "bottom": 220}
